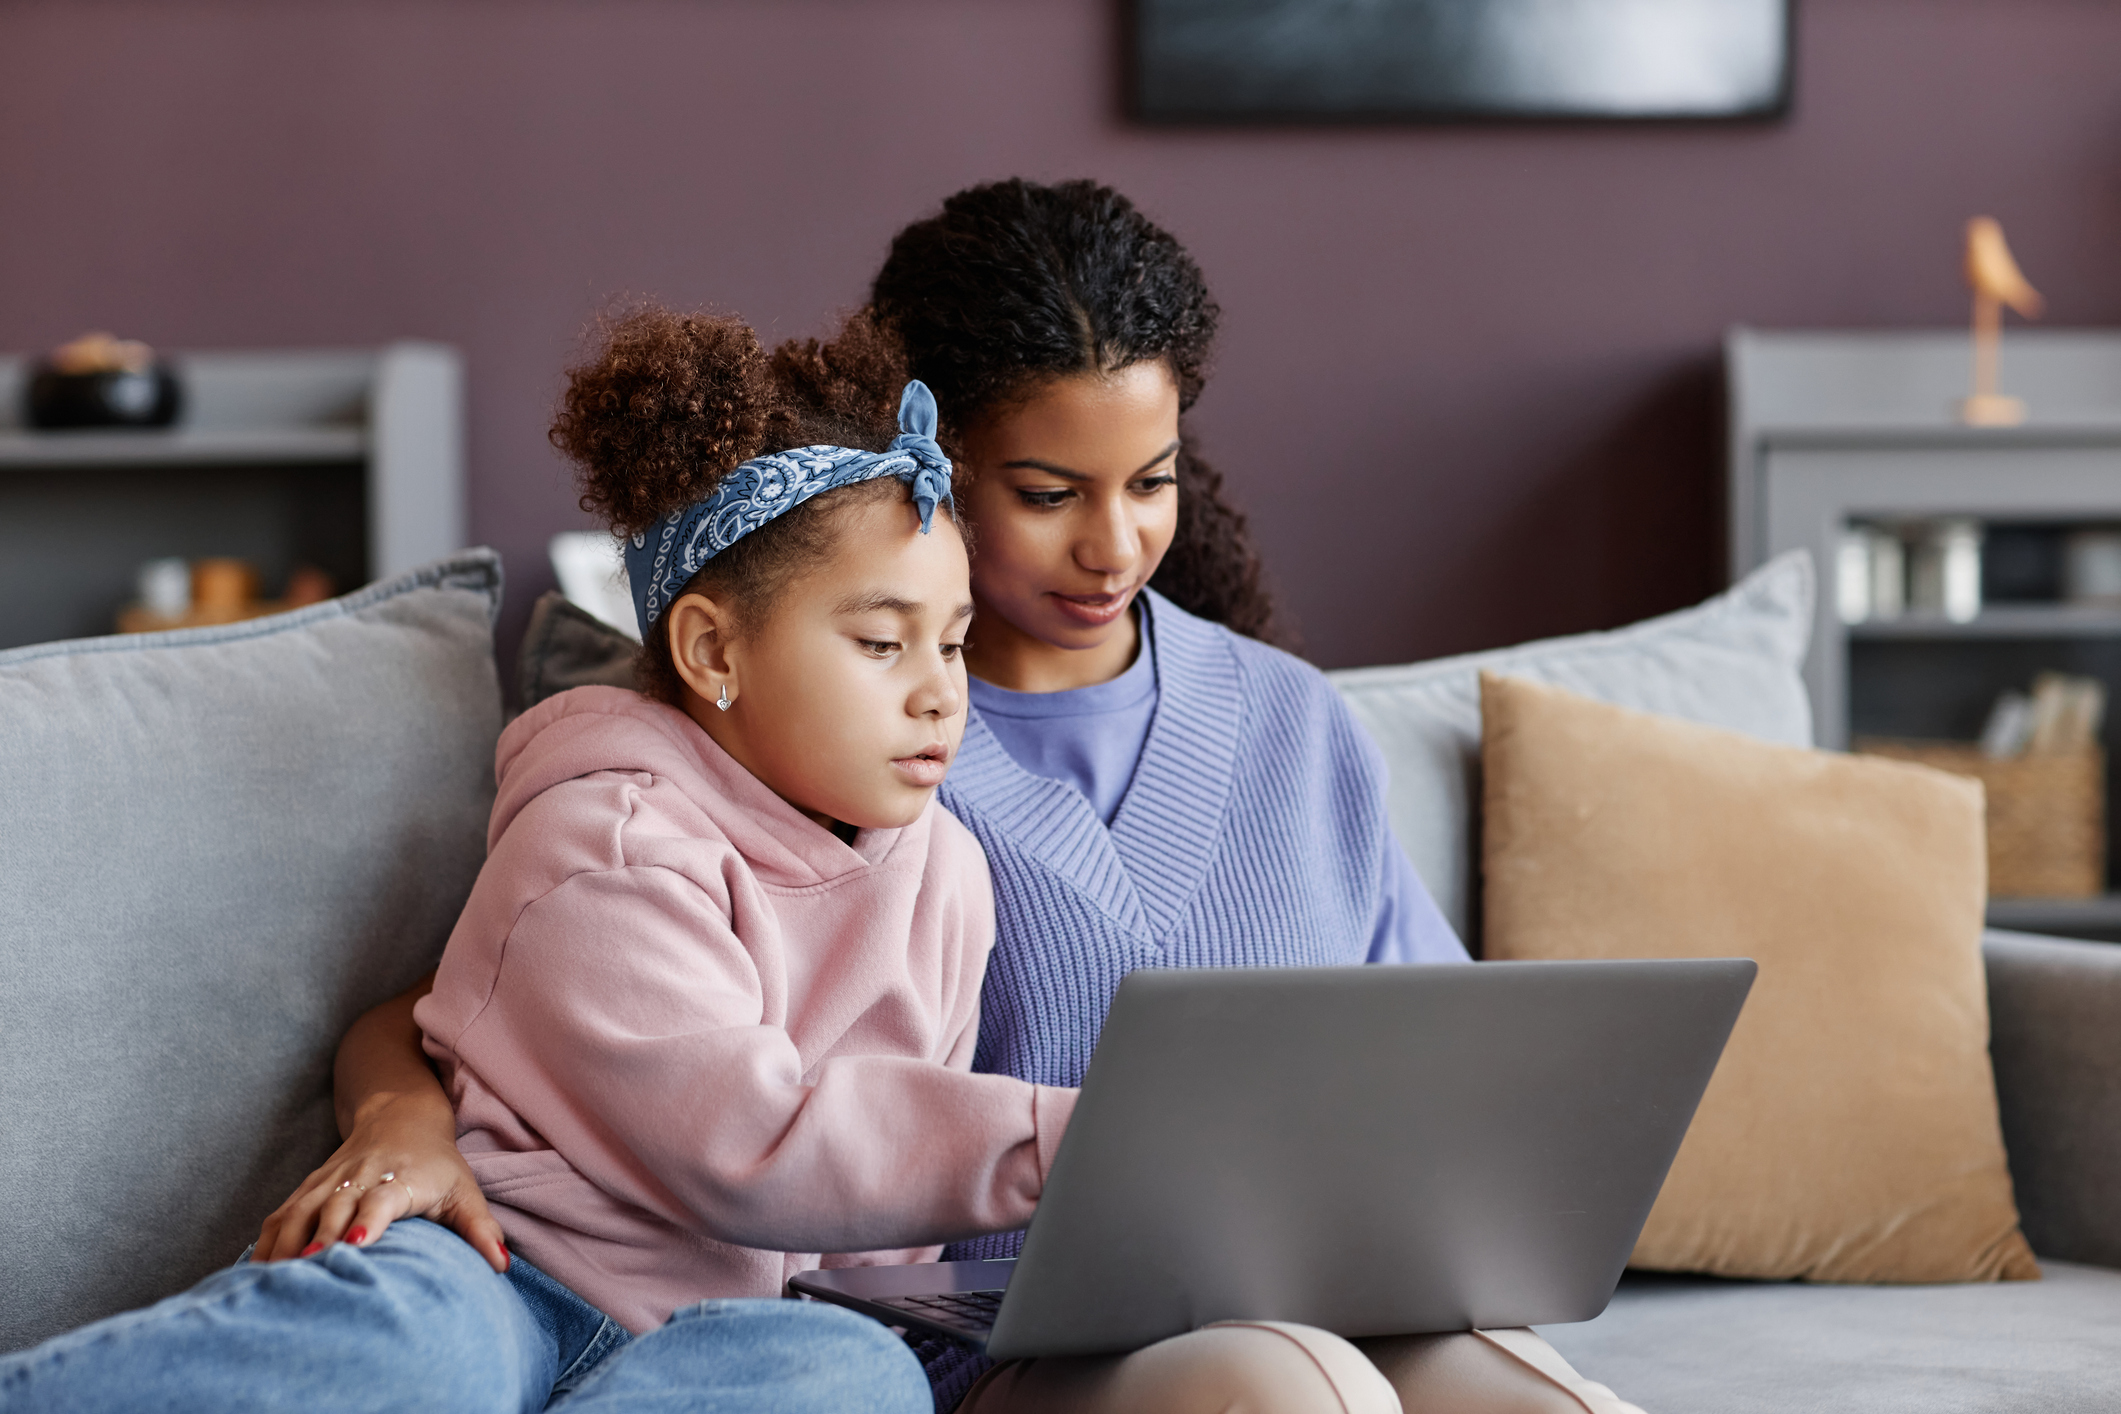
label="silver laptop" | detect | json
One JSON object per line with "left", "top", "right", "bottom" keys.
{"left": 791, "top": 958, "right": 1753, "bottom": 1360}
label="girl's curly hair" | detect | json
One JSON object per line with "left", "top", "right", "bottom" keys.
{"left": 550, "top": 306, "right": 938, "bottom": 703}
{"left": 869, "top": 178, "right": 1280, "bottom": 644}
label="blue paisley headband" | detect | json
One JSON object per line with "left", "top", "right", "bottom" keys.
{"left": 623, "top": 380, "right": 955, "bottom": 637}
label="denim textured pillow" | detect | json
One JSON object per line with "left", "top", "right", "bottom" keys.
{"left": 1328, "top": 552, "right": 1813, "bottom": 945}
{"left": 0, "top": 551, "right": 503, "bottom": 1352}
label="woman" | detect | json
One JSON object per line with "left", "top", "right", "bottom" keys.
{"left": 269, "top": 179, "right": 1637, "bottom": 1414}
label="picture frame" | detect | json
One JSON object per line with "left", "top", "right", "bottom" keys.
{"left": 1132, "top": 0, "right": 1794, "bottom": 124}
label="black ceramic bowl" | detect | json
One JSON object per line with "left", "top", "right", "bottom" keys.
{"left": 25, "top": 362, "right": 183, "bottom": 429}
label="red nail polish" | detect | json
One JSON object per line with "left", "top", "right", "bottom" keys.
{"left": 300, "top": 1241, "right": 324, "bottom": 1257}
{"left": 345, "top": 1227, "right": 368, "bottom": 1246}
{"left": 500, "top": 1244, "right": 512, "bottom": 1272}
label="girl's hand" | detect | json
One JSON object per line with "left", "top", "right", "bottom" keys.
{"left": 255, "top": 971, "right": 506, "bottom": 1269}
{"left": 251, "top": 1087, "right": 509, "bottom": 1271}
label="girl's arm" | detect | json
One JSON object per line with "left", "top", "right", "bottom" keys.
{"left": 250, "top": 974, "right": 509, "bottom": 1271}
{"left": 433, "top": 867, "right": 1075, "bottom": 1255}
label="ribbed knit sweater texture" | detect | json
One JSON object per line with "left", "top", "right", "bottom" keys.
{"left": 922, "top": 591, "right": 1397, "bottom": 1405}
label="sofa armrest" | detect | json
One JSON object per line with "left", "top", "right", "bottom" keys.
{"left": 1985, "top": 928, "right": 2121, "bottom": 1267}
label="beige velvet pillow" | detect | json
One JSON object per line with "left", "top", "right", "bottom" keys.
{"left": 1479, "top": 671, "right": 2038, "bottom": 1284}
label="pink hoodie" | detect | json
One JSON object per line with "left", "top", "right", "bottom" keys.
{"left": 415, "top": 686, "right": 1076, "bottom": 1333}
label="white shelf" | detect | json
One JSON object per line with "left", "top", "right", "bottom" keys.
{"left": 0, "top": 344, "right": 462, "bottom": 652}
{"left": 1728, "top": 329, "right": 2121, "bottom": 748}
{"left": 0, "top": 428, "right": 366, "bottom": 469}
{"left": 1848, "top": 605, "right": 2121, "bottom": 641}
{"left": 1728, "top": 329, "right": 2121, "bottom": 441}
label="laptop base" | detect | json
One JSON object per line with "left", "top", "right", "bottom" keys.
{"left": 791, "top": 1258, "right": 1016, "bottom": 1351}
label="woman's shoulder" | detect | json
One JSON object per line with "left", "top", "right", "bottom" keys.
{"left": 1147, "top": 591, "right": 1358, "bottom": 724}
{"left": 1148, "top": 591, "right": 1386, "bottom": 795}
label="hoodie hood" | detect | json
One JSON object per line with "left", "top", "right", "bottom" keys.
{"left": 491, "top": 686, "right": 907, "bottom": 888}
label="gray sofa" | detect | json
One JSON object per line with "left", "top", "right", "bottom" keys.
{"left": 5, "top": 549, "right": 2120, "bottom": 1409}
{"left": 1540, "top": 930, "right": 2121, "bottom": 1412}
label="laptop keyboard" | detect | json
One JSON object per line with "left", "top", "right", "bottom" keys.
{"left": 879, "top": 1288, "right": 1006, "bottom": 1332}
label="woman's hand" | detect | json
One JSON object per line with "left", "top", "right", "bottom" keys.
{"left": 251, "top": 1085, "right": 508, "bottom": 1270}
{"left": 252, "top": 971, "right": 507, "bottom": 1271}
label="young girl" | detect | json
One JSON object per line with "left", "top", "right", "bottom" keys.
{"left": 409, "top": 307, "right": 1076, "bottom": 1334}
{"left": 0, "top": 312, "right": 1068, "bottom": 1413}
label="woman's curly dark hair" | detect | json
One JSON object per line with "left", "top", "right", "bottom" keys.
{"left": 868, "top": 178, "right": 1281, "bottom": 644}
{"left": 550, "top": 306, "right": 938, "bottom": 703}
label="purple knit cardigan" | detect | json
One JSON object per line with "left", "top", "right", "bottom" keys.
{"left": 921, "top": 590, "right": 1398, "bottom": 1405}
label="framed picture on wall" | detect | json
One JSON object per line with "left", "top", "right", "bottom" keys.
{"left": 1132, "top": 0, "right": 1793, "bottom": 123}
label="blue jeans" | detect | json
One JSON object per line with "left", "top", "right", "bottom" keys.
{"left": 0, "top": 1219, "right": 928, "bottom": 1413}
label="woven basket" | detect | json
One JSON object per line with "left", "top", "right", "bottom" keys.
{"left": 1855, "top": 740, "right": 2106, "bottom": 899}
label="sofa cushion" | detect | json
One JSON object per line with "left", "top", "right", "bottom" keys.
{"left": 1985, "top": 930, "right": 2121, "bottom": 1269}
{"left": 0, "top": 552, "right": 504, "bottom": 1353}
{"left": 516, "top": 590, "right": 642, "bottom": 707}
{"left": 1540, "top": 1260, "right": 2121, "bottom": 1413}
{"left": 1479, "top": 672, "right": 2036, "bottom": 1285}
{"left": 1328, "top": 551, "right": 1813, "bottom": 942}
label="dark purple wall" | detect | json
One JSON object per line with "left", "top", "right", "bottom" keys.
{"left": 6, "top": 0, "right": 2120, "bottom": 670}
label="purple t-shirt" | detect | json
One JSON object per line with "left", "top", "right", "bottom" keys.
{"left": 966, "top": 620, "right": 1466, "bottom": 966}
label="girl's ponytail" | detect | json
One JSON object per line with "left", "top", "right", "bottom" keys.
{"left": 553, "top": 310, "right": 776, "bottom": 535}
{"left": 767, "top": 309, "right": 911, "bottom": 441}
{"left": 549, "top": 305, "right": 925, "bottom": 706}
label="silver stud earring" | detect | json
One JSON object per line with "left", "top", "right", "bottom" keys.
{"left": 716, "top": 683, "right": 731, "bottom": 712}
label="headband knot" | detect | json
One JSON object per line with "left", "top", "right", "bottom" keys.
{"left": 890, "top": 380, "right": 951, "bottom": 536}
{"left": 622, "top": 380, "right": 956, "bottom": 637}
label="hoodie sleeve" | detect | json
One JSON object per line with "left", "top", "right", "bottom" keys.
{"left": 442, "top": 863, "right": 1076, "bottom": 1255}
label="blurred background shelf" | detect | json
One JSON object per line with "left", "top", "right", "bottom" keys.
{"left": 0, "top": 345, "right": 462, "bottom": 652}
{"left": 1730, "top": 329, "right": 2121, "bottom": 939}
{"left": 1848, "top": 606, "right": 2121, "bottom": 640}
{"left": 0, "top": 428, "right": 368, "bottom": 468}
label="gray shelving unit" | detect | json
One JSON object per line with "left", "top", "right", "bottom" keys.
{"left": 1728, "top": 328, "right": 2121, "bottom": 937}
{"left": 1847, "top": 605, "right": 2121, "bottom": 641}
{"left": 0, "top": 345, "right": 463, "bottom": 650}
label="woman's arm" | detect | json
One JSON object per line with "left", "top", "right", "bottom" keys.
{"left": 251, "top": 973, "right": 509, "bottom": 1270}
{"left": 1367, "top": 826, "right": 1472, "bottom": 965}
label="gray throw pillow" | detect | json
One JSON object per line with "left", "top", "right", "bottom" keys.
{"left": 0, "top": 551, "right": 504, "bottom": 1353}
{"left": 1329, "top": 551, "right": 1814, "bottom": 945}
